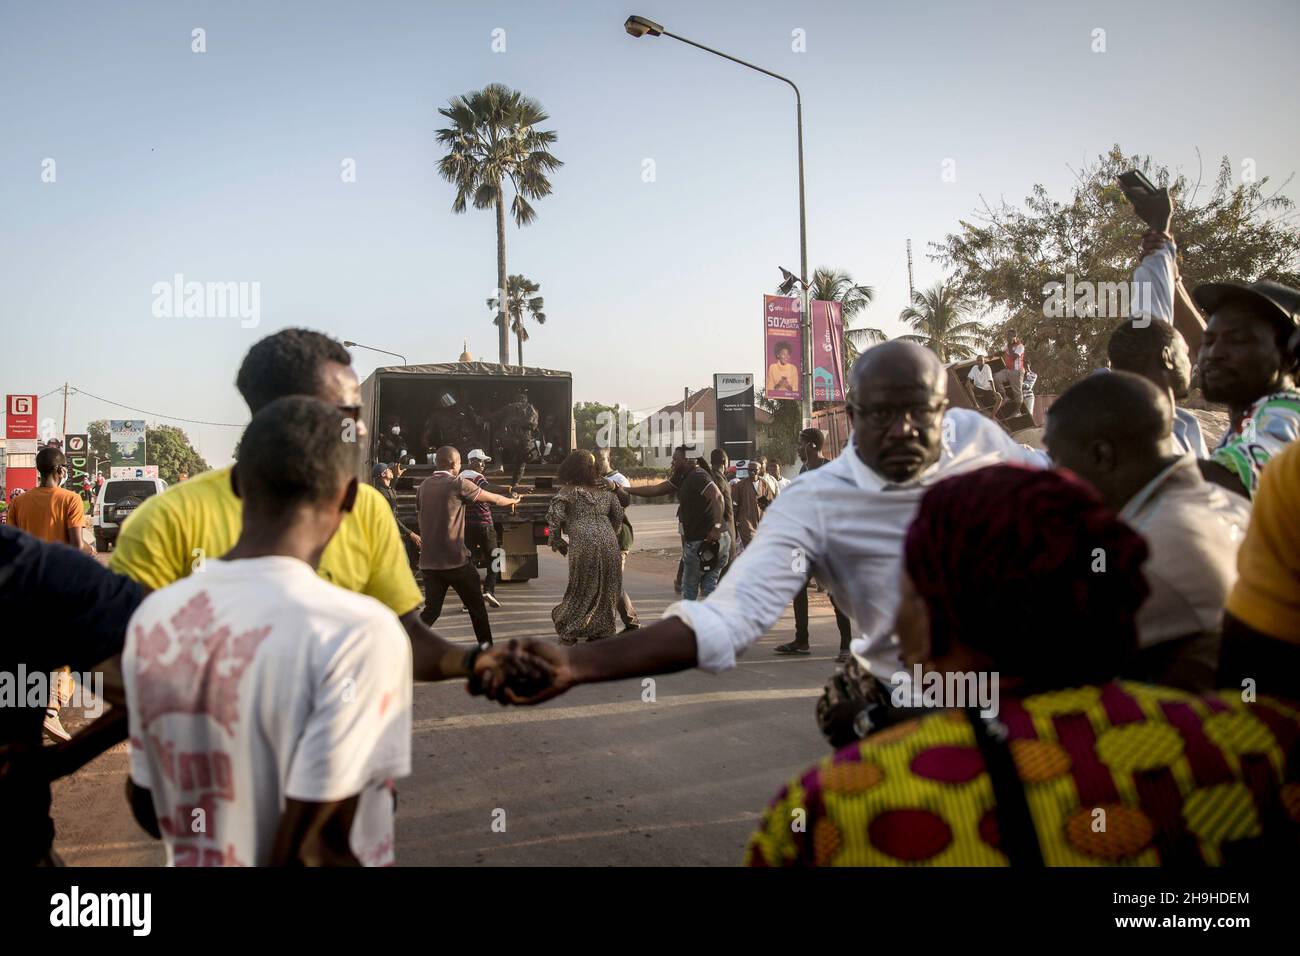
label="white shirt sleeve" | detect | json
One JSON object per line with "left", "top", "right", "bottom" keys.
{"left": 1132, "top": 239, "right": 1176, "bottom": 325}
{"left": 285, "top": 614, "right": 412, "bottom": 803}
{"left": 665, "top": 484, "right": 824, "bottom": 673}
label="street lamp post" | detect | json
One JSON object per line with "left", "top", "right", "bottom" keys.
{"left": 342, "top": 341, "right": 408, "bottom": 366}
{"left": 625, "top": 14, "right": 812, "bottom": 424}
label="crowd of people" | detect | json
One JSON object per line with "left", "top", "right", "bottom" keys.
{"left": 2, "top": 216, "right": 1299, "bottom": 866}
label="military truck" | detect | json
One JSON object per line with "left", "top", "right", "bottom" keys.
{"left": 358, "top": 361, "right": 574, "bottom": 582}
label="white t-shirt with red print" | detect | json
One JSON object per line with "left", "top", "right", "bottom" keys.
{"left": 124, "top": 556, "right": 412, "bottom": 867}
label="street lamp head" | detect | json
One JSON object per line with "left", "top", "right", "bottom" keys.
{"left": 342, "top": 340, "right": 357, "bottom": 347}
{"left": 624, "top": 15, "right": 663, "bottom": 38}
{"left": 778, "top": 266, "right": 807, "bottom": 294}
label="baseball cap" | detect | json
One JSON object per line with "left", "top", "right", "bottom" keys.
{"left": 467, "top": 448, "right": 491, "bottom": 462}
{"left": 1192, "top": 279, "right": 1300, "bottom": 338}
{"left": 371, "top": 462, "right": 390, "bottom": 479}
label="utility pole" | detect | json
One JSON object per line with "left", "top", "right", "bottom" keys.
{"left": 683, "top": 386, "right": 690, "bottom": 449}
{"left": 61, "top": 382, "right": 70, "bottom": 442}
{"left": 906, "top": 239, "right": 915, "bottom": 303}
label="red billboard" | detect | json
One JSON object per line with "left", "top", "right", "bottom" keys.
{"left": 4, "top": 394, "right": 40, "bottom": 492}
{"left": 6, "top": 394, "right": 38, "bottom": 440}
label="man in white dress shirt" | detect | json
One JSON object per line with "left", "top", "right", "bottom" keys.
{"left": 477, "top": 341, "right": 1043, "bottom": 704}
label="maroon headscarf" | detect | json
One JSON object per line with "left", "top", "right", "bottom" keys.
{"left": 903, "top": 464, "right": 1149, "bottom": 689}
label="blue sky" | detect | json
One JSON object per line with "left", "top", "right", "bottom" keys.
{"left": 3, "top": 0, "right": 1298, "bottom": 466}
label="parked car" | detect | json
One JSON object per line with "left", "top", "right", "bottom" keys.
{"left": 93, "top": 477, "right": 167, "bottom": 551}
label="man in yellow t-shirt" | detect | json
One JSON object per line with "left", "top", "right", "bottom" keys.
{"left": 1220, "top": 440, "right": 1300, "bottom": 700}
{"left": 110, "top": 329, "right": 481, "bottom": 684}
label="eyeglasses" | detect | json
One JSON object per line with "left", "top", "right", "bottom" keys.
{"left": 850, "top": 401, "right": 946, "bottom": 430}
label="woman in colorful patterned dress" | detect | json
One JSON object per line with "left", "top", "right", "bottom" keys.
{"left": 748, "top": 465, "right": 1300, "bottom": 867}
{"left": 546, "top": 450, "right": 625, "bottom": 644}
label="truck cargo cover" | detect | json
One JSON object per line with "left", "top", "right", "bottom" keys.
{"left": 367, "top": 362, "right": 571, "bottom": 378}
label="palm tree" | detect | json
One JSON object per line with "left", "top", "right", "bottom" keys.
{"left": 487, "top": 274, "right": 547, "bottom": 367}
{"left": 776, "top": 267, "right": 883, "bottom": 382}
{"left": 897, "top": 282, "right": 984, "bottom": 361}
{"left": 437, "top": 84, "right": 562, "bottom": 365}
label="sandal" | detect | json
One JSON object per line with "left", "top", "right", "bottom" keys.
{"left": 774, "top": 642, "right": 811, "bottom": 656}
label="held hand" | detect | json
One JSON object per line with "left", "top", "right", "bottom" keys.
{"left": 409, "top": 532, "right": 422, "bottom": 550}
{"left": 705, "top": 527, "right": 720, "bottom": 544}
{"left": 472, "top": 639, "right": 574, "bottom": 706}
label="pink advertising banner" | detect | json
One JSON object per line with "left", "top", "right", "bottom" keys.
{"left": 811, "top": 299, "right": 846, "bottom": 402}
{"left": 763, "top": 295, "right": 802, "bottom": 400}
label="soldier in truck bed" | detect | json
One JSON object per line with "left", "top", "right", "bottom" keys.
{"left": 421, "top": 393, "right": 484, "bottom": 460}
{"left": 492, "top": 389, "right": 540, "bottom": 485}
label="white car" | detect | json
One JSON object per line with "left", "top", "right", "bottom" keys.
{"left": 93, "top": 476, "right": 167, "bottom": 551}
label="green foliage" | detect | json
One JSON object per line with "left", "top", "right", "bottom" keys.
{"left": 935, "top": 144, "right": 1300, "bottom": 392}
{"left": 573, "top": 401, "right": 641, "bottom": 471}
{"left": 897, "top": 282, "right": 985, "bottom": 361}
{"left": 487, "top": 274, "right": 546, "bottom": 366}
{"left": 437, "top": 84, "right": 562, "bottom": 364}
{"left": 87, "top": 420, "right": 209, "bottom": 483}
{"left": 755, "top": 388, "right": 803, "bottom": 462}
{"left": 776, "top": 267, "right": 883, "bottom": 383}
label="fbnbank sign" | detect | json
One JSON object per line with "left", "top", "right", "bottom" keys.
{"left": 714, "top": 374, "right": 755, "bottom": 462}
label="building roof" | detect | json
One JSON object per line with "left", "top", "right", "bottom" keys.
{"left": 651, "top": 387, "right": 773, "bottom": 428}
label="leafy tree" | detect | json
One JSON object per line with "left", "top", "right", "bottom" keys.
{"left": 87, "top": 420, "right": 209, "bottom": 483}
{"left": 935, "top": 144, "right": 1300, "bottom": 391}
{"left": 775, "top": 267, "right": 884, "bottom": 391}
{"left": 573, "top": 401, "right": 641, "bottom": 471}
{"left": 755, "top": 388, "right": 803, "bottom": 463}
{"left": 487, "top": 274, "right": 547, "bottom": 367}
{"left": 897, "top": 281, "right": 984, "bottom": 361}
{"left": 437, "top": 84, "right": 562, "bottom": 365}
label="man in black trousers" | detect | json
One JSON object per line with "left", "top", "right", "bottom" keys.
{"left": 773, "top": 428, "right": 855, "bottom": 663}
{"left": 416, "top": 446, "right": 518, "bottom": 648}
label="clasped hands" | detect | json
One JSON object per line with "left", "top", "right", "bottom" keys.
{"left": 469, "top": 638, "right": 573, "bottom": 706}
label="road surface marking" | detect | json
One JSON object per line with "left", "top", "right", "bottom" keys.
{"left": 413, "top": 687, "right": 822, "bottom": 732}
{"left": 467, "top": 811, "right": 763, "bottom": 853}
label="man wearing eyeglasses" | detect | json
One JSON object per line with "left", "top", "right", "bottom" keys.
{"left": 478, "top": 340, "right": 1044, "bottom": 706}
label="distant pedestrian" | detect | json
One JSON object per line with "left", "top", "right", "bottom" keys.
{"left": 547, "top": 450, "right": 626, "bottom": 643}
{"left": 8, "top": 446, "right": 89, "bottom": 742}
{"left": 372, "top": 462, "right": 422, "bottom": 566}
{"left": 461, "top": 449, "right": 513, "bottom": 608}
{"left": 594, "top": 447, "right": 639, "bottom": 631}
{"left": 772, "top": 462, "right": 791, "bottom": 492}
{"left": 417, "top": 446, "right": 518, "bottom": 647}
{"left": 774, "top": 428, "right": 855, "bottom": 662}
{"left": 707, "top": 448, "right": 736, "bottom": 576}
{"left": 967, "top": 356, "right": 996, "bottom": 410}
{"left": 1021, "top": 362, "right": 1038, "bottom": 417}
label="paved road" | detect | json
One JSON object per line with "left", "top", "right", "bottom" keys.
{"left": 54, "top": 536, "right": 851, "bottom": 866}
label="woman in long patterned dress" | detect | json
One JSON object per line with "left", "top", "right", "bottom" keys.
{"left": 546, "top": 450, "right": 625, "bottom": 643}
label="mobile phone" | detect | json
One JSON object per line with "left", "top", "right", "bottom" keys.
{"left": 1118, "top": 169, "right": 1171, "bottom": 231}
{"left": 1118, "top": 169, "right": 1157, "bottom": 197}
